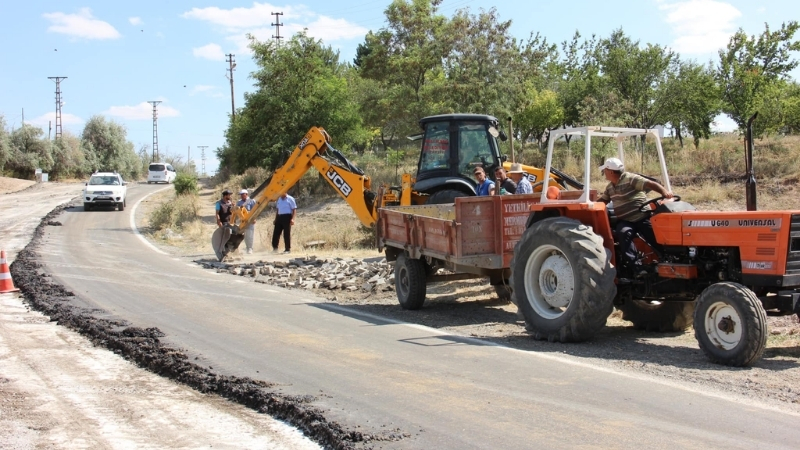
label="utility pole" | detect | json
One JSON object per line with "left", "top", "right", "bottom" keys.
{"left": 271, "top": 12, "right": 284, "bottom": 47}
{"left": 148, "top": 101, "right": 162, "bottom": 161}
{"left": 48, "top": 77, "right": 67, "bottom": 139}
{"left": 225, "top": 54, "right": 236, "bottom": 121}
{"left": 198, "top": 145, "right": 208, "bottom": 177}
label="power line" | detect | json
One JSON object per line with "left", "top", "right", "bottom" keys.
{"left": 48, "top": 77, "right": 67, "bottom": 139}
{"left": 225, "top": 54, "right": 236, "bottom": 121}
{"left": 271, "top": 12, "right": 284, "bottom": 47}
{"left": 148, "top": 101, "right": 162, "bottom": 162}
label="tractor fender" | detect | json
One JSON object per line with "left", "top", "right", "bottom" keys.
{"left": 525, "top": 209, "right": 561, "bottom": 230}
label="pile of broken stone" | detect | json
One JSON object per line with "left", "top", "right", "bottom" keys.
{"left": 197, "top": 256, "right": 395, "bottom": 292}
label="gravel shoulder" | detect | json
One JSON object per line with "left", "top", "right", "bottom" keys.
{"left": 141, "top": 184, "right": 800, "bottom": 415}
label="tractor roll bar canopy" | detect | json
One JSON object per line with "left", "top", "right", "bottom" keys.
{"left": 540, "top": 126, "right": 672, "bottom": 204}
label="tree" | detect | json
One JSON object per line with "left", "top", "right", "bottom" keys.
{"left": 355, "top": 0, "right": 451, "bottom": 137}
{"left": 0, "top": 115, "right": 11, "bottom": 172}
{"left": 50, "top": 132, "right": 89, "bottom": 179}
{"left": 596, "top": 29, "right": 679, "bottom": 130}
{"left": 7, "top": 124, "right": 52, "bottom": 178}
{"left": 662, "top": 61, "right": 720, "bottom": 148}
{"left": 717, "top": 21, "right": 800, "bottom": 130}
{"left": 442, "top": 7, "right": 529, "bottom": 117}
{"left": 783, "top": 81, "right": 800, "bottom": 134}
{"left": 81, "top": 116, "right": 139, "bottom": 178}
{"left": 515, "top": 87, "right": 564, "bottom": 150}
{"left": 220, "top": 32, "right": 365, "bottom": 173}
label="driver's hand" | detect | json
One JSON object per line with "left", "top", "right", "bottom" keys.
{"left": 664, "top": 192, "right": 674, "bottom": 199}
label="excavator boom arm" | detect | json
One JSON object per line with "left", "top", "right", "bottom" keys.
{"left": 229, "top": 127, "right": 379, "bottom": 235}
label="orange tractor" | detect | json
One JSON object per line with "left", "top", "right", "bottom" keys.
{"left": 509, "top": 115, "right": 797, "bottom": 366}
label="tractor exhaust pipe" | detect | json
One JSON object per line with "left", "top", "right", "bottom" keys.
{"left": 745, "top": 112, "right": 758, "bottom": 211}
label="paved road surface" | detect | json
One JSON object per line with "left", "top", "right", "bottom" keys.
{"left": 23, "top": 183, "right": 800, "bottom": 448}
{"left": 0, "top": 181, "right": 318, "bottom": 449}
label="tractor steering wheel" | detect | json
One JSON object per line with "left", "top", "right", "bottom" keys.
{"left": 638, "top": 195, "right": 681, "bottom": 214}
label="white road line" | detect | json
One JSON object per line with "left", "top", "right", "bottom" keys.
{"left": 129, "top": 186, "right": 172, "bottom": 255}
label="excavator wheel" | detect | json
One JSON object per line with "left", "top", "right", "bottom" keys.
{"left": 428, "top": 189, "right": 469, "bottom": 205}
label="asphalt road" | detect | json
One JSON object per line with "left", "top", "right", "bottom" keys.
{"left": 26, "top": 182, "right": 800, "bottom": 449}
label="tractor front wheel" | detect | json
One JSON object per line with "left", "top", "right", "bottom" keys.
{"left": 693, "top": 282, "right": 767, "bottom": 366}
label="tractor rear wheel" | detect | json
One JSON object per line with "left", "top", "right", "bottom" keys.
{"left": 693, "top": 282, "right": 767, "bottom": 366}
{"left": 395, "top": 254, "right": 427, "bottom": 310}
{"left": 510, "top": 217, "right": 616, "bottom": 342}
{"left": 428, "top": 189, "right": 469, "bottom": 204}
{"left": 618, "top": 300, "right": 694, "bottom": 332}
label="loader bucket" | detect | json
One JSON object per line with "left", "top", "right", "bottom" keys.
{"left": 211, "top": 226, "right": 233, "bottom": 261}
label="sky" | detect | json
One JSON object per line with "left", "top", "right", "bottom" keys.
{"left": 1, "top": 0, "right": 798, "bottom": 175}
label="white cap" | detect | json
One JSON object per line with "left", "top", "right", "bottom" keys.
{"left": 599, "top": 157, "right": 624, "bottom": 172}
{"left": 239, "top": 189, "right": 249, "bottom": 195}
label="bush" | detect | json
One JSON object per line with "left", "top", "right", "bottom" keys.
{"left": 174, "top": 173, "right": 199, "bottom": 195}
{"left": 148, "top": 194, "right": 199, "bottom": 230}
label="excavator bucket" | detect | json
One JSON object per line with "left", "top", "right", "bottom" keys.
{"left": 211, "top": 227, "right": 232, "bottom": 261}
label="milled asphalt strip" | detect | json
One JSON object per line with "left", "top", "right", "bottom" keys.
{"left": 130, "top": 185, "right": 172, "bottom": 255}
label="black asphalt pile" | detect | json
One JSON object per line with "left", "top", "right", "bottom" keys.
{"left": 199, "top": 256, "right": 395, "bottom": 292}
{"left": 9, "top": 204, "right": 381, "bottom": 450}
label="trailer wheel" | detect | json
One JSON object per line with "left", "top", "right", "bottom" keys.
{"left": 510, "top": 217, "right": 616, "bottom": 342}
{"left": 693, "top": 282, "right": 767, "bottom": 366}
{"left": 618, "top": 300, "right": 694, "bottom": 332}
{"left": 428, "top": 189, "right": 468, "bottom": 204}
{"left": 395, "top": 254, "right": 427, "bottom": 310}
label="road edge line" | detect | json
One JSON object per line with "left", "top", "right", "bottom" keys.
{"left": 130, "top": 185, "right": 172, "bottom": 255}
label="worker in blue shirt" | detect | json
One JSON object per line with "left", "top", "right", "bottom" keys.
{"left": 272, "top": 192, "right": 297, "bottom": 253}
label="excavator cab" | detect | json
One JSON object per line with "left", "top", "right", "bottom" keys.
{"left": 413, "top": 114, "right": 583, "bottom": 204}
{"left": 413, "top": 114, "right": 507, "bottom": 204}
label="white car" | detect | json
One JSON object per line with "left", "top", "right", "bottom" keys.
{"left": 147, "top": 162, "right": 177, "bottom": 184}
{"left": 83, "top": 172, "right": 127, "bottom": 211}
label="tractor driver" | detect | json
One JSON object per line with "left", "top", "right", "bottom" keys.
{"left": 597, "top": 157, "right": 673, "bottom": 277}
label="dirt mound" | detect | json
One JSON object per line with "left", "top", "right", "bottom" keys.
{"left": 0, "top": 176, "right": 35, "bottom": 195}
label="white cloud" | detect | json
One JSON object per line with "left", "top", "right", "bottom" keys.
{"left": 104, "top": 102, "right": 180, "bottom": 120}
{"left": 182, "top": 3, "right": 300, "bottom": 30}
{"left": 43, "top": 8, "right": 121, "bottom": 40}
{"left": 192, "top": 43, "right": 225, "bottom": 60}
{"left": 129, "top": 17, "right": 143, "bottom": 26}
{"left": 182, "top": 3, "right": 368, "bottom": 57}
{"left": 28, "top": 112, "right": 84, "bottom": 128}
{"left": 658, "top": 0, "right": 741, "bottom": 54}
